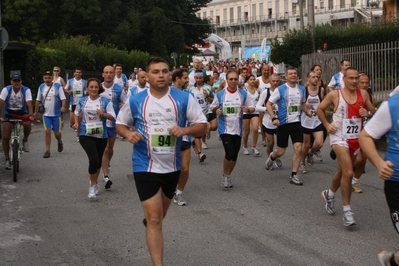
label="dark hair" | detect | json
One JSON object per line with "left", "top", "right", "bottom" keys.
{"left": 86, "top": 78, "right": 104, "bottom": 94}
{"left": 343, "top": 67, "right": 358, "bottom": 77}
{"left": 146, "top": 57, "right": 169, "bottom": 72}
{"left": 245, "top": 74, "right": 255, "bottom": 82}
{"left": 204, "top": 75, "right": 212, "bottom": 83}
{"left": 310, "top": 64, "right": 321, "bottom": 71}
{"left": 285, "top": 66, "right": 297, "bottom": 74}
{"left": 114, "top": 63, "right": 122, "bottom": 69}
{"left": 226, "top": 69, "right": 238, "bottom": 79}
{"left": 75, "top": 67, "right": 83, "bottom": 72}
{"left": 172, "top": 68, "right": 188, "bottom": 82}
{"left": 307, "top": 71, "right": 317, "bottom": 78}
{"left": 340, "top": 59, "right": 350, "bottom": 65}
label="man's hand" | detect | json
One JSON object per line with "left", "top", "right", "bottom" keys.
{"left": 125, "top": 131, "right": 144, "bottom": 144}
{"left": 169, "top": 126, "right": 186, "bottom": 137}
{"left": 378, "top": 160, "right": 394, "bottom": 180}
{"left": 325, "top": 123, "right": 338, "bottom": 134}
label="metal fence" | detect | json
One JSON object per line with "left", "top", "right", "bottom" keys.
{"left": 300, "top": 41, "right": 399, "bottom": 102}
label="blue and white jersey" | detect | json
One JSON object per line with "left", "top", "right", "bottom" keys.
{"left": 114, "top": 73, "right": 128, "bottom": 89}
{"left": 127, "top": 85, "right": 149, "bottom": 97}
{"left": 328, "top": 72, "right": 344, "bottom": 89}
{"left": 65, "top": 78, "right": 87, "bottom": 105}
{"left": 0, "top": 86, "right": 32, "bottom": 114}
{"left": 268, "top": 83, "right": 305, "bottom": 126}
{"left": 116, "top": 88, "right": 206, "bottom": 174}
{"left": 187, "top": 84, "right": 213, "bottom": 114}
{"left": 210, "top": 88, "right": 254, "bottom": 137}
{"left": 37, "top": 82, "right": 66, "bottom": 117}
{"left": 100, "top": 83, "right": 127, "bottom": 127}
{"left": 75, "top": 96, "right": 115, "bottom": 138}
{"left": 365, "top": 95, "right": 399, "bottom": 182}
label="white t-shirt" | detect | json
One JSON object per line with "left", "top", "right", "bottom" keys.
{"left": 364, "top": 101, "right": 391, "bottom": 139}
{"left": 0, "top": 87, "right": 32, "bottom": 110}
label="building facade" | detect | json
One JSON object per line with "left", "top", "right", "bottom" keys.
{"left": 199, "top": 0, "right": 383, "bottom": 59}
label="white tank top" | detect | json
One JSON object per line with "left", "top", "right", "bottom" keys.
{"left": 301, "top": 87, "right": 322, "bottom": 129}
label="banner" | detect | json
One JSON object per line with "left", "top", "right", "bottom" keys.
{"left": 260, "top": 38, "right": 267, "bottom": 61}
{"left": 244, "top": 45, "right": 271, "bottom": 61}
{"left": 205, "top": 33, "right": 232, "bottom": 60}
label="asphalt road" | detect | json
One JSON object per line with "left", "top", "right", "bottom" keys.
{"left": 0, "top": 115, "right": 395, "bottom": 266}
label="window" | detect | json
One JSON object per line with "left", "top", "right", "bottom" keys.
{"left": 203, "top": 11, "right": 206, "bottom": 18}
{"left": 216, "top": 15, "right": 220, "bottom": 25}
{"left": 268, "top": 8, "right": 272, "bottom": 19}
{"left": 210, "top": 10, "right": 213, "bottom": 20}
{"left": 244, "top": 12, "right": 249, "bottom": 21}
{"left": 230, "top": 7, "right": 234, "bottom": 23}
{"left": 292, "top": 3, "right": 297, "bottom": 14}
{"left": 328, "top": 0, "right": 333, "bottom": 9}
{"left": 351, "top": 0, "right": 356, "bottom": 7}
{"left": 340, "top": 0, "right": 345, "bottom": 8}
{"left": 223, "top": 8, "right": 227, "bottom": 22}
{"left": 259, "top": 3, "right": 264, "bottom": 16}
{"left": 252, "top": 4, "right": 256, "bottom": 19}
{"left": 238, "top": 7, "right": 242, "bottom": 20}
{"left": 197, "top": 12, "right": 201, "bottom": 18}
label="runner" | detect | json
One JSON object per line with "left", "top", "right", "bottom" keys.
{"left": 317, "top": 67, "right": 376, "bottom": 226}
{"left": 116, "top": 57, "right": 207, "bottom": 266}
{"left": 64, "top": 67, "right": 87, "bottom": 142}
{"left": 256, "top": 74, "right": 282, "bottom": 169}
{"left": 73, "top": 78, "right": 116, "bottom": 198}
{"left": 265, "top": 67, "right": 307, "bottom": 186}
{"left": 299, "top": 71, "right": 325, "bottom": 174}
{"left": 210, "top": 69, "right": 255, "bottom": 188}
{"left": 256, "top": 64, "right": 271, "bottom": 147}
{"left": 242, "top": 74, "right": 260, "bottom": 156}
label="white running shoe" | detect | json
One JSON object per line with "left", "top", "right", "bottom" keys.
{"left": 22, "top": 141, "right": 29, "bottom": 152}
{"left": 299, "top": 162, "right": 307, "bottom": 174}
{"left": 173, "top": 193, "right": 187, "bottom": 206}
{"left": 202, "top": 142, "right": 208, "bottom": 149}
{"left": 5, "top": 159, "right": 11, "bottom": 170}
{"left": 252, "top": 147, "right": 260, "bottom": 156}
{"left": 243, "top": 147, "right": 249, "bottom": 155}
{"left": 88, "top": 185, "right": 96, "bottom": 198}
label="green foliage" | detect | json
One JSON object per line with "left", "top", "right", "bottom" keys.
{"left": 270, "top": 20, "right": 399, "bottom": 66}
{"left": 2, "top": 0, "right": 212, "bottom": 58}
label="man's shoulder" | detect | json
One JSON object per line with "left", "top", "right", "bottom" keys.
{"left": 113, "top": 83, "right": 124, "bottom": 92}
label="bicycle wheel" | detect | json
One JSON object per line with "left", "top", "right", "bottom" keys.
{"left": 12, "top": 141, "right": 18, "bottom": 182}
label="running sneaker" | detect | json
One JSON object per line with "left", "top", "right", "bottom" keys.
{"left": 227, "top": 176, "right": 233, "bottom": 188}
{"left": 252, "top": 147, "right": 260, "bottom": 156}
{"left": 299, "top": 162, "right": 307, "bottom": 174}
{"left": 88, "top": 185, "right": 96, "bottom": 199}
{"left": 221, "top": 175, "right": 229, "bottom": 188}
{"left": 274, "top": 158, "right": 283, "bottom": 168}
{"left": 243, "top": 147, "right": 250, "bottom": 155}
{"left": 218, "top": 135, "right": 222, "bottom": 141}
{"left": 342, "top": 210, "right": 357, "bottom": 226}
{"left": 265, "top": 152, "right": 274, "bottom": 170}
{"left": 94, "top": 183, "right": 100, "bottom": 195}
{"left": 173, "top": 193, "right": 187, "bottom": 206}
{"left": 192, "top": 140, "right": 198, "bottom": 153}
{"left": 198, "top": 152, "right": 206, "bottom": 163}
{"left": 262, "top": 140, "right": 267, "bottom": 147}
{"left": 202, "top": 142, "right": 208, "bottom": 149}
{"left": 258, "top": 127, "right": 262, "bottom": 133}
{"left": 76, "top": 137, "right": 80, "bottom": 143}
{"left": 104, "top": 176, "right": 113, "bottom": 189}
{"left": 58, "top": 142, "right": 63, "bottom": 152}
{"left": 378, "top": 250, "right": 394, "bottom": 266}
{"left": 314, "top": 150, "right": 323, "bottom": 162}
{"left": 289, "top": 174, "right": 303, "bottom": 186}
{"left": 5, "top": 159, "right": 11, "bottom": 170}
{"left": 330, "top": 149, "right": 337, "bottom": 160}
{"left": 352, "top": 183, "right": 363, "bottom": 193}
{"left": 206, "top": 131, "right": 211, "bottom": 140}
{"left": 320, "top": 190, "right": 335, "bottom": 215}
{"left": 22, "top": 140, "right": 29, "bottom": 152}
{"left": 305, "top": 153, "right": 314, "bottom": 166}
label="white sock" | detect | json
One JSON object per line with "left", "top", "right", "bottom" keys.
{"left": 328, "top": 189, "right": 335, "bottom": 198}
{"left": 343, "top": 205, "right": 351, "bottom": 212}
{"left": 352, "top": 177, "right": 359, "bottom": 184}
{"left": 175, "top": 189, "right": 183, "bottom": 195}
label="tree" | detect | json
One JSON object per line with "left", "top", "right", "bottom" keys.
{"left": 2, "top": 0, "right": 212, "bottom": 58}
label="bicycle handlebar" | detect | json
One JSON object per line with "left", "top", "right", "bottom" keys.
{"left": 1, "top": 114, "right": 39, "bottom": 123}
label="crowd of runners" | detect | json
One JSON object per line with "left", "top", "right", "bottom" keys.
{"left": 2, "top": 57, "right": 399, "bottom": 266}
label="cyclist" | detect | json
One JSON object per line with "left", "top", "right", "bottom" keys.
{"left": 0, "top": 74, "right": 35, "bottom": 169}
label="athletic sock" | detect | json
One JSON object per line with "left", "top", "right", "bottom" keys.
{"left": 352, "top": 177, "right": 359, "bottom": 184}
{"left": 175, "top": 189, "right": 183, "bottom": 195}
{"left": 291, "top": 172, "right": 297, "bottom": 177}
{"left": 343, "top": 205, "right": 351, "bottom": 212}
{"left": 328, "top": 189, "right": 335, "bottom": 198}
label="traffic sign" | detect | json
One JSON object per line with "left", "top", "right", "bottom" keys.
{"left": 0, "top": 27, "right": 9, "bottom": 50}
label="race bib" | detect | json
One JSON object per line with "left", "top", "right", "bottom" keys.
{"left": 149, "top": 125, "right": 176, "bottom": 154}
{"left": 342, "top": 118, "right": 362, "bottom": 139}
{"left": 223, "top": 102, "right": 239, "bottom": 116}
{"left": 288, "top": 99, "right": 300, "bottom": 116}
{"left": 73, "top": 89, "right": 83, "bottom": 97}
{"left": 86, "top": 121, "right": 103, "bottom": 137}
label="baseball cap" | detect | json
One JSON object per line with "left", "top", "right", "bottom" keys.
{"left": 11, "top": 73, "right": 22, "bottom": 81}
{"left": 43, "top": 71, "right": 52, "bottom": 76}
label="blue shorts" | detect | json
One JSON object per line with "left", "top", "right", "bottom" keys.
{"left": 43, "top": 116, "right": 62, "bottom": 132}
{"left": 106, "top": 126, "right": 117, "bottom": 137}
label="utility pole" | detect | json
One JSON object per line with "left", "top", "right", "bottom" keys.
{"left": 299, "top": 0, "right": 304, "bottom": 30}
{"left": 307, "top": 0, "right": 316, "bottom": 51}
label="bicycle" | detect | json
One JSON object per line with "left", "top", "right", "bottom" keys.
{"left": 2, "top": 114, "right": 32, "bottom": 182}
